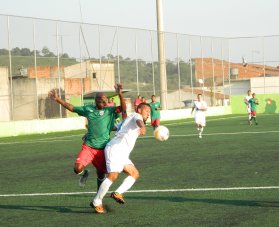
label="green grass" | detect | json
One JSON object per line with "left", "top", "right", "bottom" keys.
{"left": 0, "top": 114, "right": 279, "bottom": 226}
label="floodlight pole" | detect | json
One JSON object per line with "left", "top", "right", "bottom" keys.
{"left": 156, "top": 0, "right": 167, "bottom": 110}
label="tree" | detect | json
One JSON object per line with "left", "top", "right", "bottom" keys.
{"left": 41, "top": 46, "right": 55, "bottom": 57}
{"left": 21, "top": 48, "right": 31, "bottom": 56}
{"left": 0, "top": 49, "right": 9, "bottom": 55}
{"left": 11, "top": 47, "right": 21, "bottom": 56}
{"left": 61, "top": 53, "right": 69, "bottom": 58}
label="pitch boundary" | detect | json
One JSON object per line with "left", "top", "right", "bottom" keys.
{"left": 1, "top": 186, "right": 279, "bottom": 197}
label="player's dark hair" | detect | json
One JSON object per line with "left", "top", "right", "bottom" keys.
{"left": 137, "top": 102, "right": 150, "bottom": 112}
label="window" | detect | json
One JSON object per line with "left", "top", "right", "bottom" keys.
{"left": 92, "top": 72, "right": 97, "bottom": 79}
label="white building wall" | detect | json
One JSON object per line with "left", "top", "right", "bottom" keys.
{"left": 251, "top": 77, "right": 279, "bottom": 94}
{"left": 0, "top": 67, "right": 10, "bottom": 121}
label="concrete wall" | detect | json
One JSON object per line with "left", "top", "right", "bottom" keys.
{"left": 251, "top": 77, "right": 279, "bottom": 94}
{"left": 0, "top": 117, "right": 86, "bottom": 137}
{"left": 224, "top": 80, "right": 250, "bottom": 95}
{"left": 0, "top": 106, "right": 232, "bottom": 138}
{"left": 64, "top": 61, "right": 115, "bottom": 91}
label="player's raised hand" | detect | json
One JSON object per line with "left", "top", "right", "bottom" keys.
{"left": 48, "top": 89, "right": 59, "bottom": 101}
{"left": 114, "top": 83, "right": 123, "bottom": 94}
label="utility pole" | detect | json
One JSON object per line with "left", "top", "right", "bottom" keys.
{"left": 156, "top": 0, "right": 168, "bottom": 110}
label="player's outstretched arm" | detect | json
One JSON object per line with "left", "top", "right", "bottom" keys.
{"left": 115, "top": 83, "right": 127, "bottom": 117}
{"left": 136, "top": 119, "right": 146, "bottom": 136}
{"left": 48, "top": 89, "right": 74, "bottom": 112}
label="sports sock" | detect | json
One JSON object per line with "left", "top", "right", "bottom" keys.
{"left": 93, "top": 178, "right": 113, "bottom": 206}
{"left": 115, "top": 176, "right": 136, "bottom": 194}
{"left": 97, "top": 176, "right": 106, "bottom": 190}
{"left": 200, "top": 127, "right": 204, "bottom": 134}
{"left": 77, "top": 169, "right": 85, "bottom": 175}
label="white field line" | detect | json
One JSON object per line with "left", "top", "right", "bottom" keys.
{"left": 1, "top": 186, "right": 279, "bottom": 197}
{"left": 164, "top": 115, "right": 247, "bottom": 126}
{"left": 0, "top": 134, "right": 84, "bottom": 145}
{"left": 141, "top": 130, "right": 279, "bottom": 139}
{"left": 1, "top": 130, "right": 279, "bottom": 145}
{"left": 0, "top": 115, "right": 244, "bottom": 145}
{"left": 0, "top": 114, "right": 277, "bottom": 145}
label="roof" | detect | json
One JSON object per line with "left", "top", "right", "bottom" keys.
{"left": 83, "top": 89, "right": 131, "bottom": 99}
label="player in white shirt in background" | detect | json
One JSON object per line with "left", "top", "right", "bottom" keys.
{"left": 92, "top": 102, "right": 151, "bottom": 213}
{"left": 244, "top": 90, "right": 252, "bottom": 124}
{"left": 191, "top": 94, "right": 207, "bottom": 138}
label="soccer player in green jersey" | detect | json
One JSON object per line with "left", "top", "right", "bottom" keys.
{"left": 248, "top": 93, "right": 259, "bottom": 125}
{"left": 149, "top": 95, "right": 161, "bottom": 130}
{"left": 48, "top": 84, "right": 126, "bottom": 190}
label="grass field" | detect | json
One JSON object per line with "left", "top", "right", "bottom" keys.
{"left": 0, "top": 114, "right": 279, "bottom": 226}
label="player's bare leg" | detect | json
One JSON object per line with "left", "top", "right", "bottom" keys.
{"left": 197, "top": 124, "right": 203, "bottom": 138}
{"left": 74, "top": 163, "right": 90, "bottom": 187}
{"left": 92, "top": 172, "right": 119, "bottom": 213}
{"left": 111, "top": 165, "right": 139, "bottom": 204}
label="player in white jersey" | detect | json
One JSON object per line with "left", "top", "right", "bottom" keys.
{"left": 91, "top": 103, "right": 151, "bottom": 213}
{"left": 244, "top": 90, "right": 252, "bottom": 123}
{"left": 191, "top": 94, "right": 207, "bottom": 138}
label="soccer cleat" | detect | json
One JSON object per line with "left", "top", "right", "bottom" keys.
{"left": 79, "top": 169, "right": 90, "bottom": 187}
{"left": 90, "top": 202, "right": 106, "bottom": 214}
{"left": 255, "top": 122, "right": 258, "bottom": 125}
{"left": 111, "top": 192, "right": 125, "bottom": 204}
{"left": 199, "top": 135, "right": 202, "bottom": 139}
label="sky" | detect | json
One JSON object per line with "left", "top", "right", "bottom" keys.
{"left": 0, "top": 0, "right": 278, "bottom": 37}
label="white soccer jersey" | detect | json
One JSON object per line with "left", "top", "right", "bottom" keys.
{"left": 244, "top": 95, "right": 252, "bottom": 112}
{"left": 193, "top": 100, "right": 207, "bottom": 111}
{"left": 108, "top": 112, "right": 142, "bottom": 152}
{"left": 105, "top": 113, "right": 143, "bottom": 172}
{"left": 193, "top": 100, "right": 207, "bottom": 126}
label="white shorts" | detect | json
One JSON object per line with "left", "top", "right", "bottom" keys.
{"left": 247, "top": 107, "right": 251, "bottom": 113}
{"left": 195, "top": 111, "right": 206, "bottom": 127}
{"left": 104, "top": 144, "right": 133, "bottom": 173}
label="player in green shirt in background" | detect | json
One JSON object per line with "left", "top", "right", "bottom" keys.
{"left": 149, "top": 95, "right": 161, "bottom": 130}
{"left": 48, "top": 84, "right": 126, "bottom": 191}
{"left": 248, "top": 93, "right": 259, "bottom": 125}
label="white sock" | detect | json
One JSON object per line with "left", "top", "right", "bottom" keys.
{"left": 199, "top": 127, "right": 204, "bottom": 136}
{"left": 93, "top": 178, "right": 112, "bottom": 206}
{"left": 200, "top": 127, "right": 204, "bottom": 133}
{"left": 115, "top": 176, "right": 136, "bottom": 194}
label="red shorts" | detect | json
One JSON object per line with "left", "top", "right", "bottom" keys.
{"left": 151, "top": 119, "right": 160, "bottom": 127}
{"left": 251, "top": 110, "right": 256, "bottom": 117}
{"left": 75, "top": 144, "right": 107, "bottom": 174}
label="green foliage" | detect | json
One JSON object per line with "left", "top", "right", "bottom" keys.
{"left": 0, "top": 48, "right": 197, "bottom": 97}
{"left": 0, "top": 47, "right": 77, "bottom": 75}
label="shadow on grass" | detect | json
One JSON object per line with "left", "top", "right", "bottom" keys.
{"left": 0, "top": 204, "right": 88, "bottom": 213}
{"left": 127, "top": 195, "right": 279, "bottom": 208}
{"left": 0, "top": 204, "right": 113, "bottom": 214}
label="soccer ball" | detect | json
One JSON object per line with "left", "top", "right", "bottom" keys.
{"left": 154, "top": 126, "right": 169, "bottom": 141}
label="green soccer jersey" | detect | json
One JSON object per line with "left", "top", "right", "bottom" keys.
{"left": 73, "top": 105, "right": 117, "bottom": 149}
{"left": 248, "top": 98, "right": 258, "bottom": 111}
{"left": 150, "top": 101, "right": 161, "bottom": 120}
